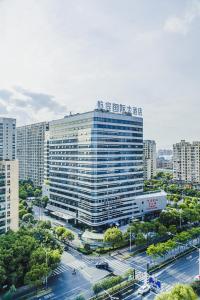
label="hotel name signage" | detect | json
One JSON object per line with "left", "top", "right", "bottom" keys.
{"left": 96, "top": 101, "right": 143, "bottom": 116}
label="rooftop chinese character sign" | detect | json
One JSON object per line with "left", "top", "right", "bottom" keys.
{"left": 96, "top": 101, "right": 143, "bottom": 116}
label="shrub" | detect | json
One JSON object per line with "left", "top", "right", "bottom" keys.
{"left": 77, "top": 247, "right": 92, "bottom": 255}
{"left": 93, "top": 276, "right": 123, "bottom": 294}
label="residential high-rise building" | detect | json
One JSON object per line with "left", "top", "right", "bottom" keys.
{"left": 0, "top": 117, "right": 19, "bottom": 234}
{"left": 44, "top": 104, "right": 166, "bottom": 229}
{"left": 173, "top": 140, "right": 200, "bottom": 183}
{"left": 143, "top": 140, "right": 156, "bottom": 180}
{"left": 191, "top": 142, "right": 200, "bottom": 183}
{"left": 0, "top": 160, "right": 19, "bottom": 234}
{"left": 44, "top": 131, "right": 50, "bottom": 183}
{"left": 0, "top": 118, "right": 16, "bottom": 160}
{"left": 17, "top": 122, "right": 49, "bottom": 186}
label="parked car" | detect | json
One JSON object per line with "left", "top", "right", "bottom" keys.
{"left": 138, "top": 285, "right": 150, "bottom": 296}
{"left": 64, "top": 245, "right": 69, "bottom": 251}
{"left": 95, "top": 261, "right": 109, "bottom": 270}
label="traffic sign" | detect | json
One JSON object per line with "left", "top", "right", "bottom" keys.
{"left": 149, "top": 277, "right": 154, "bottom": 284}
{"left": 156, "top": 281, "right": 161, "bottom": 289}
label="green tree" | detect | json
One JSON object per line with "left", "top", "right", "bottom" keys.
{"left": 25, "top": 263, "right": 49, "bottom": 288}
{"left": 34, "top": 188, "right": 42, "bottom": 198}
{"left": 157, "top": 224, "right": 168, "bottom": 236}
{"left": 37, "top": 220, "right": 51, "bottom": 229}
{"left": 26, "top": 185, "right": 34, "bottom": 197}
{"left": 55, "top": 226, "right": 74, "bottom": 242}
{"left": 168, "top": 225, "right": 177, "bottom": 235}
{"left": 0, "top": 265, "right": 6, "bottom": 286}
{"left": 19, "top": 189, "right": 28, "bottom": 200}
{"left": 135, "top": 233, "right": 146, "bottom": 246}
{"left": 19, "top": 208, "right": 28, "bottom": 219}
{"left": 22, "top": 213, "right": 34, "bottom": 223}
{"left": 104, "top": 227, "right": 123, "bottom": 248}
{"left": 159, "top": 209, "right": 180, "bottom": 227}
{"left": 156, "top": 284, "right": 197, "bottom": 300}
{"left": 42, "top": 196, "right": 49, "bottom": 208}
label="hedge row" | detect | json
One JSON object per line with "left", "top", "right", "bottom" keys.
{"left": 93, "top": 276, "right": 123, "bottom": 294}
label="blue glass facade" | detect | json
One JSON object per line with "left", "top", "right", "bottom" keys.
{"left": 48, "top": 110, "right": 143, "bottom": 228}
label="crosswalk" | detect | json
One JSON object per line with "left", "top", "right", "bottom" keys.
{"left": 51, "top": 264, "right": 71, "bottom": 276}
{"left": 52, "top": 249, "right": 149, "bottom": 283}
{"left": 104, "top": 257, "right": 133, "bottom": 275}
{"left": 52, "top": 254, "right": 99, "bottom": 277}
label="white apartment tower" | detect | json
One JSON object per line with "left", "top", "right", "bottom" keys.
{"left": 0, "top": 117, "right": 19, "bottom": 234}
{"left": 143, "top": 140, "right": 156, "bottom": 180}
{"left": 17, "top": 122, "right": 49, "bottom": 186}
{"left": 173, "top": 140, "right": 200, "bottom": 183}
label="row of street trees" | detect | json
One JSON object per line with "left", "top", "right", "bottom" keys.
{"left": 146, "top": 226, "right": 200, "bottom": 261}
{"left": 102, "top": 202, "right": 200, "bottom": 252}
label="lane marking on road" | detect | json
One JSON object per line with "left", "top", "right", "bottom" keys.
{"left": 79, "top": 268, "right": 93, "bottom": 279}
{"left": 51, "top": 282, "right": 91, "bottom": 299}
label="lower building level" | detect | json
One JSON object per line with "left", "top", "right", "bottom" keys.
{"left": 43, "top": 185, "right": 166, "bottom": 231}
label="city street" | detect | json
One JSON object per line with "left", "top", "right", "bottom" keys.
{"left": 32, "top": 207, "right": 200, "bottom": 299}
{"left": 129, "top": 250, "right": 200, "bottom": 299}
{"left": 48, "top": 247, "right": 133, "bottom": 299}
{"left": 29, "top": 237, "right": 200, "bottom": 299}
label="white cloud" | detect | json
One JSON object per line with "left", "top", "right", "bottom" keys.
{"left": 164, "top": 0, "right": 200, "bottom": 34}
{"left": 0, "top": 0, "right": 200, "bottom": 147}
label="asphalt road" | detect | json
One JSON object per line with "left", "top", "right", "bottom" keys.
{"left": 32, "top": 208, "right": 200, "bottom": 299}
{"left": 34, "top": 246, "right": 200, "bottom": 300}
{"left": 128, "top": 250, "right": 200, "bottom": 300}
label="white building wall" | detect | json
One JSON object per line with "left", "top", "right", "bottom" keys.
{"left": 143, "top": 140, "right": 156, "bottom": 180}
{"left": 17, "top": 122, "right": 49, "bottom": 186}
{"left": 173, "top": 140, "right": 200, "bottom": 183}
{"left": 0, "top": 160, "right": 19, "bottom": 234}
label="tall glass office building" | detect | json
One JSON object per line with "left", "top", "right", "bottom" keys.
{"left": 46, "top": 107, "right": 143, "bottom": 228}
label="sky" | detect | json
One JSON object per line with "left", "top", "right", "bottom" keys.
{"left": 0, "top": 0, "right": 200, "bottom": 148}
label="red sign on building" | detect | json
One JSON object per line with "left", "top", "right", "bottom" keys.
{"left": 147, "top": 198, "right": 157, "bottom": 210}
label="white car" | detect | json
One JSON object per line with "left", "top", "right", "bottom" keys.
{"left": 138, "top": 285, "right": 151, "bottom": 295}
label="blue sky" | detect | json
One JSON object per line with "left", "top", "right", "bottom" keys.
{"left": 0, "top": 0, "right": 200, "bottom": 148}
